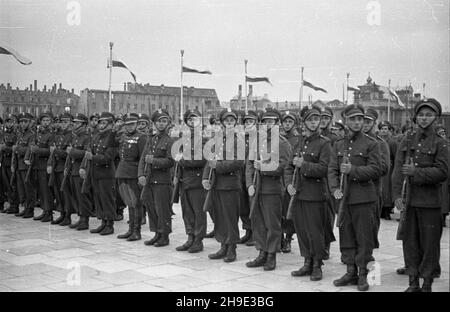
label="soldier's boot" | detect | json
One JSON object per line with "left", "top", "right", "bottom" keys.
{"left": 127, "top": 223, "right": 141, "bottom": 242}
{"left": 396, "top": 266, "right": 407, "bottom": 275}
{"left": 421, "top": 278, "right": 433, "bottom": 292}
{"left": 333, "top": 264, "right": 358, "bottom": 287}
{"left": 245, "top": 236, "right": 255, "bottom": 246}
{"left": 51, "top": 212, "right": 65, "bottom": 225}
{"left": 176, "top": 234, "right": 194, "bottom": 251}
{"left": 59, "top": 214, "right": 72, "bottom": 226}
{"left": 90, "top": 220, "right": 107, "bottom": 234}
{"left": 208, "top": 244, "right": 228, "bottom": 260}
{"left": 357, "top": 267, "right": 369, "bottom": 291}
{"left": 6, "top": 206, "right": 19, "bottom": 214}
{"left": 15, "top": 210, "right": 25, "bottom": 217}
{"left": 41, "top": 211, "right": 53, "bottom": 223}
{"left": 404, "top": 276, "right": 421, "bottom": 292}
{"left": 281, "top": 234, "right": 292, "bottom": 253}
{"left": 204, "top": 230, "right": 215, "bottom": 238}
{"left": 291, "top": 257, "right": 313, "bottom": 277}
{"left": 69, "top": 217, "right": 81, "bottom": 229}
{"left": 246, "top": 250, "right": 268, "bottom": 268}
{"left": 323, "top": 243, "right": 330, "bottom": 260}
{"left": 22, "top": 208, "right": 34, "bottom": 218}
{"left": 117, "top": 221, "right": 134, "bottom": 239}
{"left": 238, "top": 229, "right": 252, "bottom": 244}
{"left": 144, "top": 233, "right": 161, "bottom": 246}
{"left": 263, "top": 253, "right": 276, "bottom": 271}
{"left": 100, "top": 220, "right": 114, "bottom": 236}
{"left": 76, "top": 216, "right": 89, "bottom": 231}
{"left": 223, "top": 244, "right": 237, "bottom": 263}
{"left": 154, "top": 233, "right": 170, "bottom": 247}
{"left": 115, "top": 210, "right": 124, "bottom": 221}
{"left": 188, "top": 238, "right": 204, "bottom": 253}
{"left": 310, "top": 259, "right": 323, "bottom": 281}
{"left": 33, "top": 210, "right": 45, "bottom": 221}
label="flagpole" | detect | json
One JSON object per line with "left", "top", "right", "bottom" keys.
{"left": 388, "top": 79, "right": 391, "bottom": 123}
{"left": 180, "top": 50, "right": 184, "bottom": 124}
{"left": 346, "top": 72, "right": 350, "bottom": 105}
{"left": 299, "top": 66, "right": 304, "bottom": 113}
{"left": 244, "top": 59, "right": 248, "bottom": 114}
{"left": 422, "top": 82, "right": 426, "bottom": 99}
{"left": 108, "top": 42, "right": 113, "bottom": 113}
{"left": 342, "top": 83, "right": 345, "bottom": 104}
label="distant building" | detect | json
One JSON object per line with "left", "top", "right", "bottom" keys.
{"left": 0, "top": 80, "right": 79, "bottom": 118}
{"left": 80, "top": 82, "right": 220, "bottom": 122}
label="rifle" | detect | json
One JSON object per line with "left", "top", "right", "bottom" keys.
{"left": 80, "top": 149, "right": 91, "bottom": 194}
{"left": 170, "top": 161, "right": 180, "bottom": 205}
{"left": 396, "top": 131, "right": 414, "bottom": 241}
{"left": 336, "top": 134, "right": 350, "bottom": 228}
{"left": 139, "top": 162, "right": 151, "bottom": 201}
{"left": 60, "top": 145, "right": 72, "bottom": 192}
{"left": 249, "top": 156, "right": 261, "bottom": 220}
{"left": 24, "top": 148, "right": 34, "bottom": 183}
{"left": 47, "top": 144, "right": 56, "bottom": 187}
{"left": 10, "top": 148, "right": 17, "bottom": 186}
{"left": 202, "top": 165, "right": 216, "bottom": 212}
{"left": 286, "top": 137, "right": 305, "bottom": 220}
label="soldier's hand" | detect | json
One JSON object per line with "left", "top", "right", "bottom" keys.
{"left": 85, "top": 151, "right": 93, "bottom": 160}
{"left": 208, "top": 160, "right": 217, "bottom": 169}
{"left": 287, "top": 184, "right": 296, "bottom": 196}
{"left": 66, "top": 146, "right": 72, "bottom": 154}
{"left": 333, "top": 189, "right": 343, "bottom": 200}
{"left": 30, "top": 145, "right": 38, "bottom": 153}
{"left": 394, "top": 198, "right": 404, "bottom": 211}
{"left": 253, "top": 160, "right": 262, "bottom": 171}
{"left": 10, "top": 166, "right": 15, "bottom": 173}
{"left": 145, "top": 155, "right": 153, "bottom": 164}
{"left": 402, "top": 164, "right": 415, "bottom": 176}
{"left": 202, "top": 179, "right": 211, "bottom": 190}
{"left": 248, "top": 185, "right": 255, "bottom": 197}
{"left": 340, "top": 163, "right": 352, "bottom": 174}
{"left": 138, "top": 176, "right": 147, "bottom": 186}
{"left": 12, "top": 145, "right": 17, "bottom": 152}
{"left": 174, "top": 153, "right": 183, "bottom": 162}
{"left": 293, "top": 156, "right": 304, "bottom": 168}
{"left": 47, "top": 166, "right": 53, "bottom": 175}
{"left": 24, "top": 159, "right": 31, "bottom": 166}
{"left": 79, "top": 168, "right": 86, "bottom": 179}
{"left": 49, "top": 145, "right": 56, "bottom": 153}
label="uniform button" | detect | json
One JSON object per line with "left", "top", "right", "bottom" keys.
{"left": 415, "top": 163, "right": 418, "bottom": 166}
{"left": 349, "top": 147, "right": 352, "bottom": 150}
{"left": 348, "top": 154, "right": 351, "bottom": 157}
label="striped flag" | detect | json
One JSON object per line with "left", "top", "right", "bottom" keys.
{"left": 0, "top": 44, "right": 32, "bottom": 65}
{"left": 108, "top": 56, "right": 137, "bottom": 83}
{"left": 388, "top": 88, "right": 405, "bottom": 107}
{"left": 347, "top": 86, "right": 359, "bottom": 92}
{"left": 182, "top": 66, "right": 212, "bottom": 75}
{"left": 302, "top": 80, "right": 327, "bottom": 93}
{"left": 245, "top": 75, "right": 272, "bottom": 85}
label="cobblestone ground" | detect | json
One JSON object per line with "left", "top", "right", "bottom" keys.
{"left": 0, "top": 204, "right": 448, "bottom": 292}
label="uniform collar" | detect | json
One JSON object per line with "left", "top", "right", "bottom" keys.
{"left": 305, "top": 132, "right": 320, "bottom": 141}
{"left": 417, "top": 125, "right": 434, "bottom": 139}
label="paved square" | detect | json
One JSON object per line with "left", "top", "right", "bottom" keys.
{"left": 0, "top": 205, "right": 448, "bottom": 292}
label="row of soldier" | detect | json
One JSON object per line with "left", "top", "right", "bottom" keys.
{"left": 0, "top": 98, "right": 448, "bottom": 292}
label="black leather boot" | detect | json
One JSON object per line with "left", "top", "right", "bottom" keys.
{"left": 357, "top": 267, "right": 369, "bottom": 291}
{"left": 264, "top": 253, "right": 276, "bottom": 271}
{"left": 127, "top": 223, "right": 141, "bottom": 241}
{"left": 76, "top": 216, "right": 89, "bottom": 231}
{"left": 188, "top": 238, "right": 204, "bottom": 253}
{"left": 208, "top": 244, "right": 228, "bottom": 259}
{"left": 154, "top": 233, "right": 169, "bottom": 247}
{"left": 144, "top": 233, "right": 161, "bottom": 246}
{"left": 323, "top": 243, "right": 330, "bottom": 260}
{"left": 405, "top": 276, "right": 421, "bottom": 292}
{"left": 100, "top": 220, "right": 114, "bottom": 236}
{"left": 421, "top": 278, "right": 433, "bottom": 292}
{"left": 223, "top": 244, "right": 237, "bottom": 263}
{"left": 281, "top": 234, "right": 292, "bottom": 253}
{"left": 33, "top": 211, "right": 45, "bottom": 221}
{"left": 117, "top": 221, "right": 134, "bottom": 239}
{"left": 310, "top": 259, "right": 323, "bottom": 281}
{"left": 291, "top": 257, "right": 313, "bottom": 277}
{"left": 204, "top": 230, "right": 215, "bottom": 238}
{"left": 15, "top": 209, "right": 26, "bottom": 217}
{"left": 22, "top": 209, "right": 34, "bottom": 218}
{"left": 176, "top": 234, "right": 194, "bottom": 251}
{"left": 6, "top": 207, "right": 19, "bottom": 214}
{"left": 59, "top": 214, "right": 72, "bottom": 226}
{"left": 333, "top": 264, "right": 358, "bottom": 287}
{"left": 69, "top": 218, "right": 81, "bottom": 229}
{"left": 90, "top": 220, "right": 106, "bottom": 233}
{"left": 238, "top": 229, "right": 252, "bottom": 244}
{"left": 396, "top": 266, "right": 407, "bottom": 275}
{"left": 246, "top": 250, "right": 268, "bottom": 268}
{"left": 41, "top": 211, "right": 53, "bottom": 223}
{"left": 51, "top": 212, "right": 65, "bottom": 225}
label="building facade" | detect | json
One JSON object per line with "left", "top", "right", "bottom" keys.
{"left": 0, "top": 80, "right": 79, "bottom": 118}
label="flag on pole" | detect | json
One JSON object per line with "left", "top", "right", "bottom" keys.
{"left": 347, "top": 86, "right": 359, "bottom": 92}
{"left": 182, "top": 66, "right": 212, "bottom": 75}
{"left": 388, "top": 88, "right": 405, "bottom": 107}
{"left": 0, "top": 44, "right": 32, "bottom": 65}
{"left": 108, "top": 55, "right": 137, "bottom": 83}
{"left": 302, "top": 80, "right": 327, "bottom": 93}
{"left": 245, "top": 75, "right": 272, "bottom": 85}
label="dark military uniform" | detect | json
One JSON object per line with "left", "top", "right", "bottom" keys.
{"left": 245, "top": 108, "right": 292, "bottom": 270}
{"left": 113, "top": 115, "right": 127, "bottom": 221}
{"left": 285, "top": 106, "right": 332, "bottom": 280}
{"left": 116, "top": 114, "right": 147, "bottom": 241}
{"left": 138, "top": 109, "right": 175, "bottom": 246}
{"left": 0, "top": 116, "right": 19, "bottom": 214}
{"left": 392, "top": 99, "right": 448, "bottom": 292}
{"left": 14, "top": 113, "right": 37, "bottom": 218}
{"left": 68, "top": 114, "right": 95, "bottom": 230}
{"left": 329, "top": 104, "right": 382, "bottom": 291}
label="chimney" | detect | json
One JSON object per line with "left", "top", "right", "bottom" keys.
{"left": 34, "top": 80, "right": 37, "bottom": 92}
{"left": 59, "top": 83, "right": 62, "bottom": 90}
{"left": 30, "top": 84, "right": 33, "bottom": 91}
{"left": 43, "top": 85, "right": 47, "bottom": 92}
{"left": 238, "top": 85, "right": 242, "bottom": 98}
{"left": 124, "top": 83, "right": 127, "bottom": 92}
{"left": 7, "top": 83, "right": 11, "bottom": 90}
{"left": 71, "top": 88, "right": 74, "bottom": 94}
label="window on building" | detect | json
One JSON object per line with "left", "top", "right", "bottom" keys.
{"left": 141, "top": 103, "right": 145, "bottom": 111}
{"left": 134, "top": 103, "right": 137, "bottom": 110}
{"left": 152, "top": 104, "right": 155, "bottom": 111}
{"left": 92, "top": 102, "right": 97, "bottom": 110}
{"left": 119, "top": 102, "right": 123, "bottom": 110}
{"left": 104, "top": 102, "right": 108, "bottom": 109}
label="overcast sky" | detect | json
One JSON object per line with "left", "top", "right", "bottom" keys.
{"left": 1, "top": 0, "right": 449, "bottom": 111}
